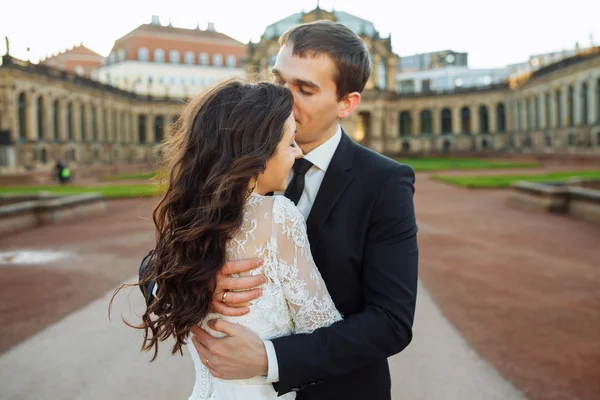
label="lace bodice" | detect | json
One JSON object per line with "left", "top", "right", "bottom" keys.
{"left": 187, "top": 194, "right": 342, "bottom": 400}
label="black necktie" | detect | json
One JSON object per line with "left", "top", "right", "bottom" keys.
{"left": 284, "top": 158, "right": 313, "bottom": 205}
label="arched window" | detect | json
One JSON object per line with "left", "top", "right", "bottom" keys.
{"left": 91, "top": 107, "right": 97, "bottom": 142}
{"left": 154, "top": 49, "right": 165, "bottom": 63}
{"left": 18, "top": 92, "right": 26, "bottom": 141}
{"left": 199, "top": 53, "right": 209, "bottom": 66}
{"left": 581, "top": 82, "right": 588, "bottom": 125}
{"left": 138, "top": 115, "right": 146, "bottom": 144}
{"left": 169, "top": 50, "right": 180, "bottom": 64}
{"left": 479, "top": 105, "right": 489, "bottom": 133}
{"left": 441, "top": 108, "right": 452, "bottom": 134}
{"left": 526, "top": 99, "right": 533, "bottom": 131}
{"left": 556, "top": 89, "right": 562, "bottom": 127}
{"left": 37, "top": 96, "right": 44, "bottom": 140}
{"left": 535, "top": 96, "right": 541, "bottom": 130}
{"left": 496, "top": 103, "right": 506, "bottom": 133}
{"left": 102, "top": 109, "right": 108, "bottom": 142}
{"left": 154, "top": 116, "right": 164, "bottom": 143}
{"left": 138, "top": 47, "right": 149, "bottom": 61}
{"left": 567, "top": 86, "right": 574, "bottom": 126}
{"left": 226, "top": 55, "right": 236, "bottom": 68}
{"left": 184, "top": 51, "right": 195, "bottom": 65}
{"left": 544, "top": 94, "right": 551, "bottom": 129}
{"left": 80, "top": 104, "right": 86, "bottom": 142}
{"left": 460, "top": 106, "right": 471, "bottom": 133}
{"left": 67, "top": 103, "right": 73, "bottom": 141}
{"left": 399, "top": 111, "right": 412, "bottom": 136}
{"left": 420, "top": 110, "right": 432, "bottom": 134}
{"left": 52, "top": 99, "right": 59, "bottom": 141}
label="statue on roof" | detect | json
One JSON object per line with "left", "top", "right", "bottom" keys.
{"left": 4, "top": 36, "right": 9, "bottom": 56}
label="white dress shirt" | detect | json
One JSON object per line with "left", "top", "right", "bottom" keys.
{"left": 264, "top": 124, "right": 342, "bottom": 382}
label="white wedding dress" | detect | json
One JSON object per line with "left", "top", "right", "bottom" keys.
{"left": 186, "top": 193, "right": 342, "bottom": 400}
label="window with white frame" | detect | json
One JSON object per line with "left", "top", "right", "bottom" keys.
{"left": 213, "top": 54, "right": 223, "bottom": 67}
{"left": 199, "top": 52, "right": 209, "bottom": 66}
{"left": 154, "top": 49, "right": 165, "bottom": 63}
{"left": 184, "top": 51, "right": 195, "bottom": 65}
{"left": 169, "top": 50, "right": 180, "bottom": 64}
{"left": 226, "top": 55, "right": 236, "bottom": 68}
{"left": 138, "top": 48, "right": 149, "bottom": 61}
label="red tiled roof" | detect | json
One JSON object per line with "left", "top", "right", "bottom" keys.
{"left": 109, "top": 23, "right": 247, "bottom": 66}
{"left": 41, "top": 44, "right": 103, "bottom": 63}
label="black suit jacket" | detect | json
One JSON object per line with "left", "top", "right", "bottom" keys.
{"left": 139, "top": 131, "right": 418, "bottom": 400}
{"left": 271, "top": 132, "right": 418, "bottom": 399}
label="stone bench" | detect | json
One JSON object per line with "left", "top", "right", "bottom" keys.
{"left": 0, "top": 193, "right": 107, "bottom": 236}
{"left": 568, "top": 187, "right": 600, "bottom": 223}
{"left": 508, "top": 179, "right": 600, "bottom": 223}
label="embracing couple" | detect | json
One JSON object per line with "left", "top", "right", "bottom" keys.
{"left": 133, "top": 19, "right": 418, "bottom": 400}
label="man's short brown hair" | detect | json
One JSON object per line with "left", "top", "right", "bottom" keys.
{"left": 279, "top": 20, "right": 371, "bottom": 100}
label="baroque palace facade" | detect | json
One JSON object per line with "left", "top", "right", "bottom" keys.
{"left": 1, "top": 6, "right": 599, "bottom": 173}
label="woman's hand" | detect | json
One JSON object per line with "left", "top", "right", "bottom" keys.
{"left": 212, "top": 258, "right": 267, "bottom": 316}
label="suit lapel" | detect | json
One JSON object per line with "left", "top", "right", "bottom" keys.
{"left": 306, "top": 131, "right": 355, "bottom": 255}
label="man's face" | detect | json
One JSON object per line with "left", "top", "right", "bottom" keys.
{"left": 272, "top": 44, "right": 342, "bottom": 153}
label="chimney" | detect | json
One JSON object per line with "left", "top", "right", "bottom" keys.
{"left": 151, "top": 15, "right": 161, "bottom": 25}
{"left": 207, "top": 22, "right": 216, "bottom": 32}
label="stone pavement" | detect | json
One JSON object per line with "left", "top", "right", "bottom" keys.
{"left": 0, "top": 278, "right": 525, "bottom": 400}
{"left": 2, "top": 168, "right": 598, "bottom": 399}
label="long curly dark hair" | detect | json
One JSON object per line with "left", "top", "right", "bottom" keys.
{"left": 111, "top": 78, "right": 293, "bottom": 361}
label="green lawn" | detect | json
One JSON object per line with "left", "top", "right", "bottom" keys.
{"left": 97, "top": 158, "right": 541, "bottom": 181}
{"left": 432, "top": 170, "right": 600, "bottom": 189}
{"left": 0, "top": 184, "right": 164, "bottom": 199}
{"left": 396, "top": 157, "right": 541, "bottom": 172}
{"left": 98, "top": 171, "right": 157, "bottom": 181}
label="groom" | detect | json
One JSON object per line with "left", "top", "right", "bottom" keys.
{"left": 140, "top": 20, "right": 418, "bottom": 400}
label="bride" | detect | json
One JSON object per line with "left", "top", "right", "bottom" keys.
{"left": 131, "top": 78, "right": 341, "bottom": 399}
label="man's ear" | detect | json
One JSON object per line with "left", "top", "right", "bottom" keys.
{"left": 338, "top": 92, "right": 361, "bottom": 119}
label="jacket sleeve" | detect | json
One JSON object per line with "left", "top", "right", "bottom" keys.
{"left": 271, "top": 164, "right": 419, "bottom": 396}
{"left": 138, "top": 249, "right": 156, "bottom": 305}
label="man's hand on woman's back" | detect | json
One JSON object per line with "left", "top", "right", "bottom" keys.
{"left": 212, "top": 258, "right": 267, "bottom": 316}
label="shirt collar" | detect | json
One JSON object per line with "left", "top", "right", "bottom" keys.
{"left": 302, "top": 124, "right": 342, "bottom": 172}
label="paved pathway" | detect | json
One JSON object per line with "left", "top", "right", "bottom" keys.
{"left": 0, "top": 278, "right": 525, "bottom": 400}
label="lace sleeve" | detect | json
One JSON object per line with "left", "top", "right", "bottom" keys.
{"left": 272, "top": 196, "right": 342, "bottom": 334}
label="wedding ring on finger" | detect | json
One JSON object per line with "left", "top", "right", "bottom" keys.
{"left": 221, "top": 291, "right": 228, "bottom": 303}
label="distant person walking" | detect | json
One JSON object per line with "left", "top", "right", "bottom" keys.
{"left": 55, "top": 160, "right": 71, "bottom": 184}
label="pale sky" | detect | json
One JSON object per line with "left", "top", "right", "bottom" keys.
{"left": 1, "top": 0, "right": 599, "bottom": 69}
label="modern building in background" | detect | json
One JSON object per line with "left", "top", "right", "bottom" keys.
{"left": 39, "top": 44, "right": 104, "bottom": 78}
{"left": 96, "top": 16, "right": 246, "bottom": 98}
{"left": 398, "top": 50, "right": 468, "bottom": 72}
{"left": 507, "top": 49, "right": 578, "bottom": 78}
{"left": 396, "top": 66, "right": 508, "bottom": 94}
{"left": 396, "top": 49, "right": 507, "bottom": 94}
